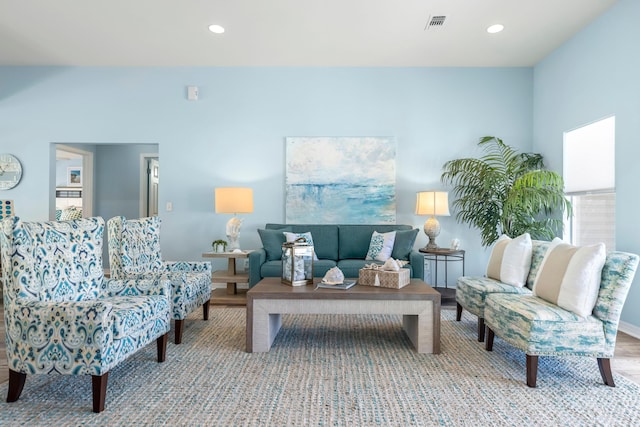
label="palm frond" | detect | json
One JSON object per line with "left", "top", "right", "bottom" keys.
{"left": 440, "top": 136, "right": 572, "bottom": 247}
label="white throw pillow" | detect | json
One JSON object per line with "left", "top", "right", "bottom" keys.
{"left": 486, "top": 233, "right": 533, "bottom": 287}
{"left": 365, "top": 231, "right": 397, "bottom": 262}
{"left": 283, "top": 231, "right": 319, "bottom": 260}
{"left": 533, "top": 242, "right": 606, "bottom": 317}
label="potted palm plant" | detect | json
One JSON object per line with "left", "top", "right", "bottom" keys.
{"left": 441, "top": 136, "right": 571, "bottom": 247}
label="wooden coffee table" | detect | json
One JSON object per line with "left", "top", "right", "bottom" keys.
{"left": 246, "top": 277, "right": 441, "bottom": 353}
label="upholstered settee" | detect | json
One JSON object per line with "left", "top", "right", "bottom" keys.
{"left": 455, "top": 239, "right": 554, "bottom": 341}
{"left": 485, "top": 250, "right": 638, "bottom": 387}
{"left": 248, "top": 223, "right": 423, "bottom": 287}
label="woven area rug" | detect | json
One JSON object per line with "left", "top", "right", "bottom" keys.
{"left": 1, "top": 308, "right": 639, "bottom": 426}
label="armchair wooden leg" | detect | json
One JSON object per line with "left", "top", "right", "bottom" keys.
{"left": 174, "top": 319, "right": 184, "bottom": 345}
{"left": 92, "top": 373, "right": 108, "bottom": 413}
{"left": 7, "top": 369, "right": 27, "bottom": 403}
{"left": 478, "top": 317, "right": 485, "bottom": 342}
{"left": 203, "top": 300, "right": 210, "bottom": 321}
{"left": 157, "top": 333, "right": 168, "bottom": 362}
{"left": 456, "top": 303, "right": 462, "bottom": 321}
{"left": 485, "top": 327, "right": 494, "bottom": 351}
{"left": 598, "top": 358, "right": 615, "bottom": 387}
{"left": 526, "top": 355, "right": 538, "bottom": 387}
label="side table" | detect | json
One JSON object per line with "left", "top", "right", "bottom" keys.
{"left": 419, "top": 248, "right": 465, "bottom": 304}
{"left": 202, "top": 250, "right": 253, "bottom": 305}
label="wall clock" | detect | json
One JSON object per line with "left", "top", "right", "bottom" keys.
{"left": 0, "top": 154, "right": 23, "bottom": 190}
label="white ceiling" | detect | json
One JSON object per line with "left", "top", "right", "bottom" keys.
{"left": 0, "top": 0, "right": 617, "bottom": 67}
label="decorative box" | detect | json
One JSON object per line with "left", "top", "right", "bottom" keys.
{"left": 358, "top": 267, "right": 410, "bottom": 289}
{"left": 281, "top": 237, "right": 314, "bottom": 286}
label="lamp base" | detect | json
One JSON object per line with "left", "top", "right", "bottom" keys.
{"left": 423, "top": 216, "right": 441, "bottom": 250}
{"left": 422, "top": 242, "right": 440, "bottom": 251}
{"left": 226, "top": 217, "right": 243, "bottom": 251}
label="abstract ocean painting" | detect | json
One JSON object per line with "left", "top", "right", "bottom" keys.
{"left": 286, "top": 137, "right": 396, "bottom": 224}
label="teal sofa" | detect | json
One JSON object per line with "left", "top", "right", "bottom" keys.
{"left": 248, "top": 223, "right": 422, "bottom": 287}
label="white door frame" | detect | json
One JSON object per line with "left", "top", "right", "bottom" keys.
{"left": 139, "top": 153, "right": 159, "bottom": 217}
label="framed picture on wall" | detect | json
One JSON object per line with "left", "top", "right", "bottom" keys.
{"left": 67, "top": 167, "right": 82, "bottom": 186}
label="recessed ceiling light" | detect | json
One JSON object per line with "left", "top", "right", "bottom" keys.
{"left": 208, "top": 24, "right": 225, "bottom": 34}
{"left": 487, "top": 24, "right": 504, "bottom": 34}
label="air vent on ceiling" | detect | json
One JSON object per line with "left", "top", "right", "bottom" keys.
{"left": 425, "top": 15, "right": 446, "bottom": 30}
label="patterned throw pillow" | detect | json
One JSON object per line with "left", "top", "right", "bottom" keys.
{"left": 533, "top": 242, "right": 606, "bottom": 317}
{"left": 283, "top": 231, "right": 319, "bottom": 260}
{"left": 486, "top": 233, "right": 532, "bottom": 287}
{"left": 365, "top": 231, "right": 397, "bottom": 262}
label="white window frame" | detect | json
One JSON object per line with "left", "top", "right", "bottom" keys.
{"left": 563, "top": 116, "right": 616, "bottom": 250}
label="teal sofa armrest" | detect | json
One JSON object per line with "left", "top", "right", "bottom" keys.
{"left": 409, "top": 250, "right": 424, "bottom": 280}
{"left": 248, "top": 249, "right": 266, "bottom": 287}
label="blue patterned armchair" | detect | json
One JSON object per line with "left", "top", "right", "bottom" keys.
{"left": 0, "top": 216, "right": 171, "bottom": 413}
{"left": 484, "top": 251, "right": 638, "bottom": 387}
{"left": 107, "top": 216, "right": 212, "bottom": 344}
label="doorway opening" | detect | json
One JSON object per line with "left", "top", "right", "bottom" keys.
{"left": 54, "top": 145, "right": 93, "bottom": 220}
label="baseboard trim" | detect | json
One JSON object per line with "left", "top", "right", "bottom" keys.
{"left": 619, "top": 321, "right": 640, "bottom": 339}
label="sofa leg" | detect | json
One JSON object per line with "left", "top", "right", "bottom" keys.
{"left": 456, "top": 303, "right": 462, "bottom": 321}
{"left": 6, "top": 369, "right": 26, "bottom": 403}
{"left": 174, "top": 319, "right": 184, "bottom": 345}
{"left": 598, "top": 358, "right": 615, "bottom": 387}
{"left": 526, "top": 355, "right": 538, "bottom": 388}
{"left": 203, "top": 300, "right": 210, "bottom": 321}
{"left": 485, "top": 327, "right": 494, "bottom": 351}
{"left": 92, "top": 373, "right": 108, "bottom": 413}
{"left": 478, "top": 317, "right": 485, "bottom": 342}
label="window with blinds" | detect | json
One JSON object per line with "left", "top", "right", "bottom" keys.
{"left": 563, "top": 116, "right": 615, "bottom": 250}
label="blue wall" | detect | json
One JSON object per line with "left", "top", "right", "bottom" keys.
{"left": 0, "top": 66, "right": 533, "bottom": 277}
{"left": 533, "top": 0, "right": 640, "bottom": 328}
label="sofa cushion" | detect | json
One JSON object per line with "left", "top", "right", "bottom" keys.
{"left": 391, "top": 228, "right": 419, "bottom": 261}
{"left": 338, "top": 259, "right": 380, "bottom": 279}
{"left": 533, "top": 242, "right": 606, "bottom": 317}
{"left": 456, "top": 276, "right": 533, "bottom": 318}
{"left": 338, "top": 224, "right": 411, "bottom": 260}
{"left": 486, "top": 233, "right": 532, "bottom": 287}
{"left": 365, "top": 230, "right": 396, "bottom": 261}
{"left": 261, "top": 259, "right": 337, "bottom": 279}
{"left": 258, "top": 227, "right": 291, "bottom": 261}
{"left": 485, "top": 293, "right": 606, "bottom": 356}
{"left": 267, "top": 224, "right": 339, "bottom": 260}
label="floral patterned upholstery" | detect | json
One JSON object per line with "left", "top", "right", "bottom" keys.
{"left": 484, "top": 251, "right": 639, "bottom": 386}
{"left": 107, "top": 216, "right": 212, "bottom": 344}
{"left": 0, "top": 216, "right": 172, "bottom": 412}
{"left": 456, "top": 240, "right": 554, "bottom": 341}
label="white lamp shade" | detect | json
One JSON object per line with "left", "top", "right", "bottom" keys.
{"left": 416, "top": 191, "right": 450, "bottom": 216}
{"left": 215, "top": 187, "right": 254, "bottom": 214}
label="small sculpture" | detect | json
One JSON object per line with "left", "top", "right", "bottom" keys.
{"left": 382, "top": 258, "right": 401, "bottom": 271}
{"left": 321, "top": 266, "right": 345, "bottom": 285}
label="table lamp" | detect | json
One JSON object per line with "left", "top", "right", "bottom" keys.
{"left": 416, "top": 191, "right": 450, "bottom": 250}
{"left": 215, "top": 187, "right": 254, "bottom": 251}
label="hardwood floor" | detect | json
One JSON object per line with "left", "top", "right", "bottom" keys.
{"left": 0, "top": 303, "right": 639, "bottom": 386}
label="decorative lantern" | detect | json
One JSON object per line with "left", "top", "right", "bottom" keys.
{"left": 281, "top": 237, "right": 314, "bottom": 286}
